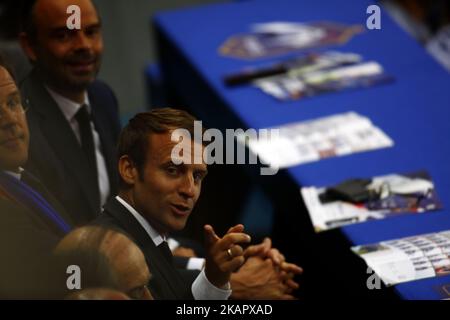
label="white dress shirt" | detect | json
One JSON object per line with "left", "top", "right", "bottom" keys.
{"left": 5, "top": 168, "right": 24, "bottom": 180}
{"left": 167, "top": 237, "right": 206, "bottom": 271}
{"left": 115, "top": 196, "right": 231, "bottom": 300}
{"left": 46, "top": 87, "right": 110, "bottom": 209}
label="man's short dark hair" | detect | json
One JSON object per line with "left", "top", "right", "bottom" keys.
{"left": 19, "top": 0, "right": 101, "bottom": 43}
{"left": 117, "top": 108, "right": 201, "bottom": 189}
{"left": 19, "top": 0, "right": 38, "bottom": 42}
{"left": 0, "top": 52, "right": 17, "bottom": 82}
{"left": 0, "top": 0, "right": 23, "bottom": 39}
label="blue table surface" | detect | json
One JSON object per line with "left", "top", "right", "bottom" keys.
{"left": 154, "top": 0, "right": 450, "bottom": 299}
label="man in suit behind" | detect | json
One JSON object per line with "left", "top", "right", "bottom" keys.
{"left": 95, "top": 108, "right": 302, "bottom": 299}
{"left": 0, "top": 54, "right": 72, "bottom": 298}
{"left": 18, "top": 0, "right": 121, "bottom": 225}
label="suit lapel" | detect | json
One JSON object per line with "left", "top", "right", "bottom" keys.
{"left": 103, "top": 198, "right": 188, "bottom": 299}
{"left": 22, "top": 71, "right": 100, "bottom": 216}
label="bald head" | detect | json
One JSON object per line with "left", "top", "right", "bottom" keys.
{"left": 55, "top": 226, "right": 153, "bottom": 300}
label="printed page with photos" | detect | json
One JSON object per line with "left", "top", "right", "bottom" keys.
{"left": 301, "top": 171, "right": 442, "bottom": 232}
{"left": 352, "top": 231, "right": 450, "bottom": 286}
{"left": 241, "top": 112, "right": 393, "bottom": 169}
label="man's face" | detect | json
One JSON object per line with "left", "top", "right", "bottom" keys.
{"left": 132, "top": 132, "right": 208, "bottom": 235}
{"left": 0, "top": 67, "right": 29, "bottom": 171}
{"left": 106, "top": 233, "right": 153, "bottom": 300}
{"left": 30, "top": 0, "right": 103, "bottom": 91}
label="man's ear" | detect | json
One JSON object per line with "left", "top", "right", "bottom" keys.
{"left": 18, "top": 32, "right": 37, "bottom": 62}
{"left": 118, "top": 155, "right": 139, "bottom": 185}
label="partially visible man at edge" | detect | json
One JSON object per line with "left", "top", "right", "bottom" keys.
{"left": 0, "top": 54, "right": 73, "bottom": 298}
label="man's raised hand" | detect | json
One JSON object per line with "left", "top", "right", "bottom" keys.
{"left": 204, "top": 224, "right": 251, "bottom": 288}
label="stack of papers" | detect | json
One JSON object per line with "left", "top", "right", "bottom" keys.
{"left": 352, "top": 231, "right": 450, "bottom": 286}
{"left": 243, "top": 112, "right": 393, "bottom": 169}
{"left": 219, "top": 21, "right": 363, "bottom": 59}
{"left": 224, "top": 51, "right": 393, "bottom": 100}
{"left": 301, "top": 171, "right": 442, "bottom": 232}
{"left": 254, "top": 58, "right": 392, "bottom": 101}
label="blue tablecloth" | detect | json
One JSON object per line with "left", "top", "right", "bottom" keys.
{"left": 153, "top": 0, "right": 450, "bottom": 299}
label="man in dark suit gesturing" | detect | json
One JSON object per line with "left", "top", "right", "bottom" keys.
{"left": 0, "top": 55, "right": 72, "bottom": 298}
{"left": 95, "top": 109, "right": 303, "bottom": 299}
{"left": 18, "top": 0, "right": 121, "bottom": 224}
{"left": 95, "top": 109, "right": 253, "bottom": 299}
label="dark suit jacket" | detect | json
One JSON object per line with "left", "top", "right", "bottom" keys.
{"left": 94, "top": 197, "right": 195, "bottom": 300}
{"left": 0, "top": 171, "right": 73, "bottom": 298}
{"left": 20, "top": 70, "right": 121, "bottom": 225}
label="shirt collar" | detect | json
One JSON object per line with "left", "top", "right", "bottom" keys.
{"left": 45, "top": 86, "right": 90, "bottom": 122}
{"left": 4, "top": 167, "right": 24, "bottom": 180}
{"left": 115, "top": 195, "right": 166, "bottom": 246}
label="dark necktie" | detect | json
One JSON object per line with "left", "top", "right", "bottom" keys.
{"left": 158, "top": 241, "right": 173, "bottom": 263}
{"left": 75, "top": 105, "right": 98, "bottom": 179}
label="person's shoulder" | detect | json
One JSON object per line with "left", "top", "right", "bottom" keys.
{"left": 19, "top": 68, "right": 41, "bottom": 92}
{"left": 92, "top": 210, "right": 115, "bottom": 226}
{"left": 0, "top": 197, "right": 19, "bottom": 211}
{"left": 88, "top": 79, "right": 120, "bottom": 116}
{"left": 92, "top": 210, "right": 137, "bottom": 242}
{"left": 0, "top": 197, "right": 35, "bottom": 226}
{"left": 89, "top": 79, "right": 113, "bottom": 93}
{"left": 21, "top": 171, "right": 75, "bottom": 227}
{"left": 0, "top": 199, "right": 54, "bottom": 241}
{"left": 19, "top": 69, "right": 52, "bottom": 119}
{"left": 92, "top": 205, "right": 122, "bottom": 230}
{"left": 88, "top": 79, "right": 117, "bottom": 102}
